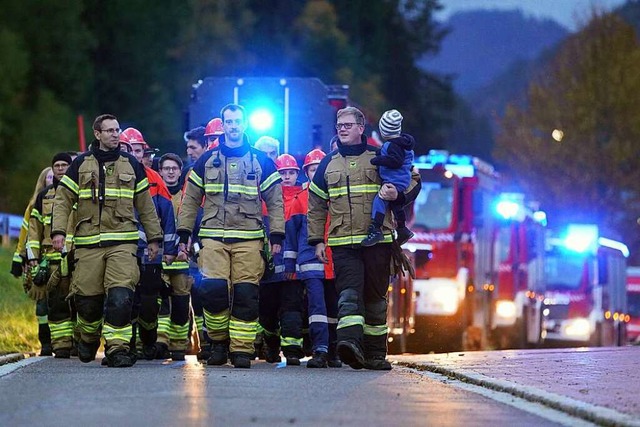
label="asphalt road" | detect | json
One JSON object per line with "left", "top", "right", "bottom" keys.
{"left": 0, "top": 355, "right": 594, "bottom": 427}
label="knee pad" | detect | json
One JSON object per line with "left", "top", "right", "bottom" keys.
{"left": 104, "top": 287, "right": 134, "bottom": 327}
{"left": 170, "top": 294, "right": 190, "bottom": 326}
{"left": 231, "top": 282, "right": 259, "bottom": 321}
{"left": 199, "top": 278, "right": 229, "bottom": 313}
{"left": 139, "top": 264, "right": 164, "bottom": 295}
{"left": 337, "top": 289, "right": 359, "bottom": 318}
{"left": 74, "top": 295, "right": 104, "bottom": 323}
{"left": 364, "top": 299, "right": 387, "bottom": 325}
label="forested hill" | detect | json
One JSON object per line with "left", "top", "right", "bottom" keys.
{"left": 422, "top": 9, "right": 568, "bottom": 95}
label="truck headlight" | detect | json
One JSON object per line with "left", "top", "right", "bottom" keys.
{"left": 433, "top": 287, "right": 458, "bottom": 315}
{"left": 564, "top": 318, "right": 590, "bottom": 338}
{"left": 495, "top": 300, "right": 516, "bottom": 320}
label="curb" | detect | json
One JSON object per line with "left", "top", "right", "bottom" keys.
{"left": 0, "top": 353, "right": 25, "bottom": 366}
{"left": 400, "top": 361, "right": 640, "bottom": 427}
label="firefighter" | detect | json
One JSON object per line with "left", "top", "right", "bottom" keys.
{"left": 178, "top": 103, "right": 284, "bottom": 369}
{"left": 205, "top": 117, "right": 224, "bottom": 150}
{"left": 26, "top": 154, "right": 75, "bottom": 358}
{"left": 285, "top": 149, "right": 342, "bottom": 368}
{"left": 119, "top": 128, "right": 178, "bottom": 360}
{"left": 11, "top": 167, "right": 53, "bottom": 356}
{"left": 259, "top": 153, "right": 305, "bottom": 365}
{"left": 307, "top": 107, "right": 421, "bottom": 370}
{"left": 157, "top": 153, "right": 195, "bottom": 361}
{"left": 51, "top": 114, "right": 162, "bottom": 368}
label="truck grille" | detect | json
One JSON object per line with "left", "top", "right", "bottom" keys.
{"left": 546, "top": 304, "right": 569, "bottom": 320}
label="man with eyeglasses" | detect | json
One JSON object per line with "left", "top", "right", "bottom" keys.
{"left": 307, "top": 106, "right": 421, "bottom": 370}
{"left": 51, "top": 114, "right": 162, "bottom": 368}
{"left": 26, "top": 152, "right": 75, "bottom": 358}
{"left": 178, "top": 103, "right": 285, "bottom": 369}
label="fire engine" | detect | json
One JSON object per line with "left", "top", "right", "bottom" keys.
{"left": 490, "top": 193, "right": 547, "bottom": 349}
{"left": 387, "top": 151, "right": 496, "bottom": 353}
{"left": 626, "top": 267, "right": 640, "bottom": 344}
{"left": 542, "top": 224, "right": 629, "bottom": 346}
{"left": 187, "top": 77, "right": 348, "bottom": 156}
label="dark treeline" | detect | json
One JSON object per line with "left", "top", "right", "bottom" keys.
{"left": 0, "top": 0, "right": 453, "bottom": 213}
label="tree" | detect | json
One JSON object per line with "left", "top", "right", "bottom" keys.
{"left": 495, "top": 12, "right": 640, "bottom": 262}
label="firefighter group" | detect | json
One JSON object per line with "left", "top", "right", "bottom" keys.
{"left": 10, "top": 104, "right": 420, "bottom": 370}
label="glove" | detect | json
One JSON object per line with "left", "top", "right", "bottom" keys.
{"left": 10, "top": 259, "right": 24, "bottom": 278}
{"left": 390, "top": 241, "right": 416, "bottom": 279}
{"left": 27, "top": 261, "right": 49, "bottom": 301}
{"left": 47, "top": 265, "right": 62, "bottom": 291}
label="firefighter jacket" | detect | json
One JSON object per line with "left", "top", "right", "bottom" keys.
{"left": 307, "top": 135, "right": 421, "bottom": 247}
{"left": 284, "top": 183, "right": 335, "bottom": 280}
{"left": 52, "top": 141, "right": 162, "bottom": 248}
{"left": 137, "top": 167, "right": 177, "bottom": 265}
{"left": 177, "top": 134, "right": 284, "bottom": 245}
{"left": 27, "top": 179, "right": 76, "bottom": 263}
{"left": 13, "top": 205, "right": 31, "bottom": 266}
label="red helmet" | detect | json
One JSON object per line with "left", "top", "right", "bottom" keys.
{"left": 204, "top": 118, "right": 224, "bottom": 137}
{"left": 207, "top": 138, "right": 219, "bottom": 150}
{"left": 275, "top": 154, "right": 300, "bottom": 171}
{"left": 303, "top": 149, "right": 326, "bottom": 169}
{"left": 119, "top": 127, "right": 150, "bottom": 149}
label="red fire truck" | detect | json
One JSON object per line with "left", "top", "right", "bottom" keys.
{"left": 542, "top": 224, "right": 629, "bottom": 346}
{"left": 387, "top": 151, "right": 501, "bottom": 353}
{"left": 489, "top": 193, "right": 547, "bottom": 349}
{"left": 626, "top": 267, "right": 640, "bottom": 344}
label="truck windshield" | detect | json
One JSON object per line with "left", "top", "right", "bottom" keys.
{"left": 413, "top": 181, "right": 454, "bottom": 231}
{"left": 545, "top": 254, "right": 590, "bottom": 290}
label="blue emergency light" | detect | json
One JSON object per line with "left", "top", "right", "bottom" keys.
{"left": 249, "top": 108, "right": 275, "bottom": 133}
{"left": 563, "top": 224, "right": 598, "bottom": 253}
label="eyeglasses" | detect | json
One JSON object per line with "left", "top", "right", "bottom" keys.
{"left": 100, "top": 128, "right": 121, "bottom": 135}
{"left": 335, "top": 122, "right": 362, "bottom": 130}
{"left": 161, "top": 166, "right": 180, "bottom": 172}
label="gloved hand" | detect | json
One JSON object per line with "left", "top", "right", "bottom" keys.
{"left": 27, "top": 283, "right": 47, "bottom": 301}
{"left": 10, "top": 259, "right": 24, "bottom": 278}
{"left": 47, "top": 265, "right": 62, "bottom": 291}
{"left": 27, "top": 261, "right": 49, "bottom": 301}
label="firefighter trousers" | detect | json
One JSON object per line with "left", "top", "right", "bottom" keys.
{"left": 198, "top": 238, "right": 264, "bottom": 356}
{"left": 259, "top": 280, "right": 304, "bottom": 357}
{"left": 72, "top": 244, "right": 139, "bottom": 355}
{"left": 303, "top": 278, "right": 339, "bottom": 355}
{"left": 332, "top": 244, "right": 392, "bottom": 358}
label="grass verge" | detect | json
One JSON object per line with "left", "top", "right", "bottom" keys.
{"left": 0, "top": 246, "right": 37, "bottom": 354}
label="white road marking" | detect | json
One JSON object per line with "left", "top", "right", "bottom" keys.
{"left": 0, "top": 357, "right": 44, "bottom": 378}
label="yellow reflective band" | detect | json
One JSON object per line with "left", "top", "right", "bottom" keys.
{"left": 44, "top": 252, "right": 62, "bottom": 261}
{"left": 61, "top": 175, "right": 79, "bottom": 195}
{"left": 309, "top": 181, "right": 329, "bottom": 200}
{"left": 49, "top": 321, "right": 74, "bottom": 340}
{"left": 228, "top": 184, "right": 258, "bottom": 196}
{"left": 102, "top": 323, "right": 133, "bottom": 343}
{"left": 162, "top": 261, "right": 189, "bottom": 271}
{"left": 189, "top": 172, "right": 204, "bottom": 188}
{"left": 43, "top": 216, "right": 51, "bottom": 225}
{"left": 157, "top": 316, "right": 171, "bottom": 334}
{"left": 328, "top": 184, "right": 380, "bottom": 197}
{"left": 328, "top": 234, "right": 393, "bottom": 246}
{"left": 104, "top": 188, "right": 134, "bottom": 199}
{"left": 30, "top": 208, "right": 44, "bottom": 223}
{"left": 27, "top": 240, "right": 41, "bottom": 250}
{"left": 364, "top": 324, "right": 389, "bottom": 336}
{"left": 135, "top": 178, "right": 149, "bottom": 193}
{"left": 204, "top": 309, "right": 230, "bottom": 332}
{"left": 12, "top": 252, "right": 22, "bottom": 263}
{"left": 74, "top": 231, "right": 140, "bottom": 245}
{"left": 195, "top": 316, "right": 204, "bottom": 330}
{"left": 260, "top": 171, "right": 281, "bottom": 192}
{"left": 65, "top": 235, "right": 74, "bottom": 245}
{"left": 22, "top": 219, "right": 28, "bottom": 230}
{"left": 337, "top": 314, "right": 365, "bottom": 330}
{"left": 168, "top": 323, "right": 190, "bottom": 340}
{"left": 199, "top": 228, "right": 265, "bottom": 240}
{"left": 281, "top": 336, "right": 303, "bottom": 347}
{"left": 37, "top": 315, "right": 49, "bottom": 325}
{"left": 77, "top": 315, "right": 102, "bottom": 334}
{"left": 137, "top": 318, "right": 157, "bottom": 331}
{"left": 204, "top": 183, "right": 224, "bottom": 193}
{"left": 60, "top": 257, "right": 68, "bottom": 276}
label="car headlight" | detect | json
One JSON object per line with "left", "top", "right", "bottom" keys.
{"left": 432, "top": 287, "right": 458, "bottom": 315}
{"left": 564, "top": 318, "right": 590, "bottom": 338}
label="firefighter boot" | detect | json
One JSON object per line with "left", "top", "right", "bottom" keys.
{"left": 54, "top": 349, "right": 71, "bottom": 359}
{"left": 306, "top": 351, "right": 328, "bottom": 368}
{"left": 105, "top": 349, "right": 136, "bottom": 368}
{"left": 77, "top": 340, "right": 99, "bottom": 363}
{"left": 207, "top": 340, "right": 229, "bottom": 366}
{"left": 230, "top": 352, "right": 252, "bottom": 369}
{"left": 38, "top": 323, "right": 53, "bottom": 356}
{"left": 262, "top": 333, "right": 281, "bottom": 363}
{"left": 336, "top": 341, "right": 364, "bottom": 370}
{"left": 361, "top": 224, "right": 384, "bottom": 247}
{"left": 395, "top": 226, "right": 415, "bottom": 246}
{"left": 364, "top": 355, "right": 392, "bottom": 371}
{"left": 171, "top": 350, "right": 186, "bottom": 361}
